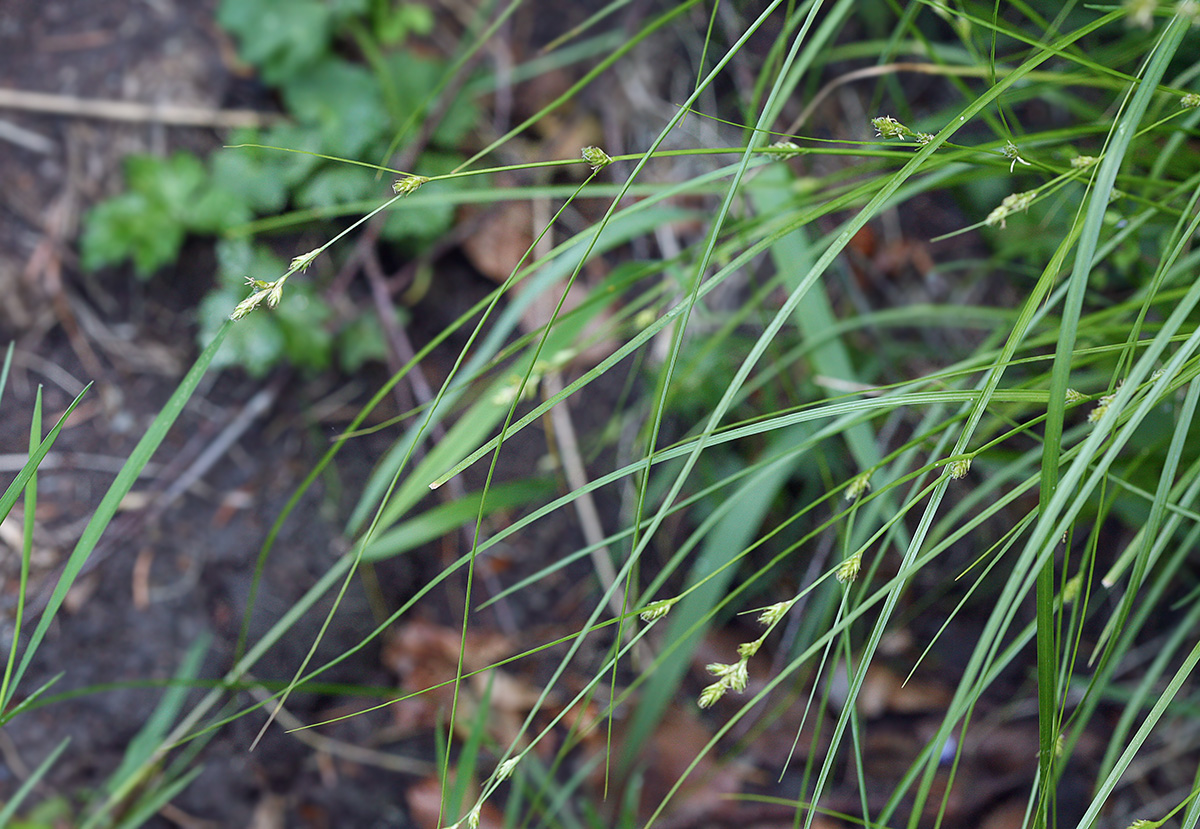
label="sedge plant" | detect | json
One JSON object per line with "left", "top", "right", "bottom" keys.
{"left": 10, "top": 1, "right": 1200, "bottom": 828}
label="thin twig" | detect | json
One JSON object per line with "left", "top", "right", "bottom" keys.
{"left": 25, "top": 378, "right": 285, "bottom": 616}
{"left": 0, "top": 87, "right": 277, "bottom": 129}
{"left": 247, "top": 681, "right": 434, "bottom": 775}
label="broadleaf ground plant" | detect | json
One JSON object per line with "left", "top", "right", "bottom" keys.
{"left": 79, "top": 0, "right": 455, "bottom": 376}
{"left": 13, "top": 0, "right": 1200, "bottom": 827}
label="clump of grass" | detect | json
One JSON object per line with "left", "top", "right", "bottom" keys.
{"left": 9, "top": 1, "right": 1200, "bottom": 827}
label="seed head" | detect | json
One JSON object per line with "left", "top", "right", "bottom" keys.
{"left": 757, "top": 600, "right": 793, "bottom": 627}
{"left": 231, "top": 286, "right": 271, "bottom": 320}
{"left": 845, "top": 472, "right": 872, "bottom": 501}
{"left": 985, "top": 190, "right": 1036, "bottom": 229}
{"left": 737, "top": 640, "right": 761, "bottom": 660}
{"left": 582, "top": 146, "right": 612, "bottom": 173}
{"left": 496, "top": 756, "right": 521, "bottom": 781}
{"left": 835, "top": 552, "right": 862, "bottom": 584}
{"left": 767, "top": 140, "right": 802, "bottom": 159}
{"left": 1122, "top": 0, "right": 1156, "bottom": 29}
{"left": 698, "top": 681, "right": 726, "bottom": 708}
{"left": 290, "top": 249, "right": 319, "bottom": 273}
{"left": 1062, "top": 574, "right": 1081, "bottom": 606}
{"left": 872, "top": 116, "right": 909, "bottom": 140}
{"left": 392, "top": 174, "right": 429, "bottom": 196}
{"left": 948, "top": 457, "right": 972, "bottom": 480}
{"left": 639, "top": 597, "right": 678, "bottom": 623}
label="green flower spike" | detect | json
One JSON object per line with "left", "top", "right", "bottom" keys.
{"left": 757, "top": 600, "right": 793, "bottom": 626}
{"left": 230, "top": 276, "right": 277, "bottom": 320}
{"left": 582, "top": 146, "right": 612, "bottom": 173}
{"left": 835, "top": 552, "right": 862, "bottom": 584}
{"left": 985, "top": 190, "right": 1036, "bottom": 229}
{"left": 640, "top": 597, "right": 679, "bottom": 622}
{"left": 290, "top": 248, "right": 319, "bottom": 273}
{"left": 392, "top": 174, "right": 429, "bottom": 196}
{"left": 948, "top": 457, "right": 972, "bottom": 480}
{"left": 767, "top": 140, "right": 802, "bottom": 159}
{"left": 872, "top": 116, "right": 909, "bottom": 139}
{"left": 845, "top": 472, "right": 872, "bottom": 501}
{"left": 697, "top": 681, "right": 726, "bottom": 709}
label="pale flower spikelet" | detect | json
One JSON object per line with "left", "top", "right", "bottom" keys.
{"left": 640, "top": 597, "right": 679, "bottom": 623}
{"left": 392, "top": 173, "right": 428, "bottom": 196}
{"left": 699, "top": 658, "right": 750, "bottom": 707}
{"left": 1062, "top": 574, "right": 1081, "bottom": 606}
{"left": 231, "top": 288, "right": 270, "bottom": 320}
{"left": 872, "top": 116, "right": 909, "bottom": 139}
{"left": 757, "top": 600, "right": 794, "bottom": 626}
{"left": 698, "top": 681, "right": 726, "bottom": 708}
{"left": 290, "top": 248, "right": 319, "bottom": 273}
{"left": 1089, "top": 381, "right": 1122, "bottom": 423}
{"left": 767, "top": 140, "right": 802, "bottom": 159}
{"left": 582, "top": 145, "right": 612, "bottom": 173}
{"left": 737, "top": 640, "right": 762, "bottom": 659}
{"left": 706, "top": 660, "right": 748, "bottom": 693}
{"left": 1122, "top": 0, "right": 1156, "bottom": 29}
{"left": 835, "top": 551, "right": 862, "bottom": 584}
{"left": 948, "top": 457, "right": 972, "bottom": 480}
{"left": 1088, "top": 394, "right": 1115, "bottom": 423}
{"left": 496, "top": 756, "right": 521, "bottom": 781}
{"left": 845, "top": 472, "right": 872, "bottom": 501}
{"left": 1183, "top": 92, "right": 1200, "bottom": 109}
{"left": 985, "top": 190, "right": 1036, "bottom": 229}
{"left": 1002, "top": 140, "right": 1031, "bottom": 173}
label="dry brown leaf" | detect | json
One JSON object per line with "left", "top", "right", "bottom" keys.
{"left": 245, "top": 793, "right": 286, "bottom": 829}
{"left": 978, "top": 797, "right": 1029, "bottom": 829}
{"left": 459, "top": 200, "right": 533, "bottom": 284}
{"left": 626, "top": 705, "right": 755, "bottom": 823}
{"left": 382, "top": 619, "right": 513, "bottom": 680}
{"left": 405, "top": 776, "right": 450, "bottom": 829}
{"left": 406, "top": 771, "right": 504, "bottom": 829}
{"left": 858, "top": 665, "right": 952, "bottom": 718}
{"left": 383, "top": 620, "right": 544, "bottom": 744}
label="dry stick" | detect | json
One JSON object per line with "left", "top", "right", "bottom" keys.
{"left": 0, "top": 118, "right": 55, "bottom": 153}
{"left": 246, "top": 680, "right": 434, "bottom": 774}
{"left": 362, "top": 250, "right": 420, "bottom": 417}
{"left": 25, "top": 378, "right": 285, "bottom": 616}
{"left": 329, "top": 36, "right": 483, "bottom": 298}
{"left": 363, "top": 250, "right": 521, "bottom": 635}
{"left": 527, "top": 194, "right": 643, "bottom": 656}
{"left": 0, "top": 87, "right": 276, "bottom": 129}
{"left": 542, "top": 372, "right": 622, "bottom": 619}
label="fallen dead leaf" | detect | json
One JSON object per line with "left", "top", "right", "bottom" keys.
{"left": 406, "top": 770, "right": 504, "bottom": 829}
{"left": 245, "top": 793, "right": 286, "bottom": 829}
{"left": 606, "top": 704, "right": 756, "bottom": 824}
{"left": 858, "top": 665, "right": 952, "bottom": 718}
{"left": 459, "top": 198, "right": 533, "bottom": 284}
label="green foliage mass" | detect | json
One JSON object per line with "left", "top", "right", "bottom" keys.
{"left": 79, "top": 0, "right": 464, "bottom": 376}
